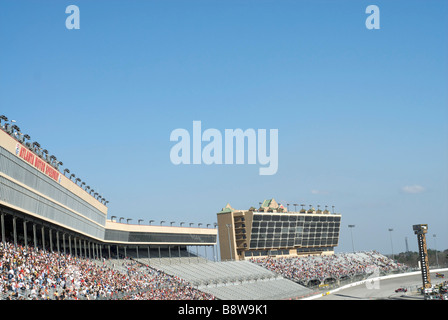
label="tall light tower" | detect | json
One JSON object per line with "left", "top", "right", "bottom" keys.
{"left": 413, "top": 224, "right": 431, "bottom": 291}
{"left": 348, "top": 225, "right": 355, "bottom": 253}
{"left": 388, "top": 228, "right": 394, "bottom": 260}
{"left": 433, "top": 234, "right": 439, "bottom": 268}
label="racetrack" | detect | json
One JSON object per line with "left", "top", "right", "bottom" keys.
{"left": 310, "top": 269, "right": 448, "bottom": 300}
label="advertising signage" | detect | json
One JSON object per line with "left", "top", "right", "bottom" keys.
{"left": 15, "top": 143, "right": 61, "bottom": 183}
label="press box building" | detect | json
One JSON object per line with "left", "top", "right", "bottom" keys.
{"left": 217, "top": 199, "right": 341, "bottom": 261}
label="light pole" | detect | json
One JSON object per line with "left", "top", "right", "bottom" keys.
{"left": 388, "top": 228, "right": 394, "bottom": 260}
{"left": 433, "top": 234, "right": 439, "bottom": 268}
{"left": 348, "top": 225, "right": 355, "bottom": 253}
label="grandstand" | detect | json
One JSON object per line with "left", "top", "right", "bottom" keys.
{"left": 0, "top": 115, "right": 216, "bottom": 271}
{"left": 140, "top": 258, "right": 312, "bottom": 300}
{"left": 0, "top": 239, "right": 216, "bottom": 300}
{"left": 1, "top": 234, "right": 408, "bottom": 301}
{"left": 250, "top": 251, "right": 407, "bottom": 287}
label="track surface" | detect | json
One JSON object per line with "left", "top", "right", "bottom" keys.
{"left": 314, "top": 270, "right": 447, "bottom": 300}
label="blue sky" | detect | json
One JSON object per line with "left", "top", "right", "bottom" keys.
{"left": 1, "top": 0, "right": 447, "bottom": 255}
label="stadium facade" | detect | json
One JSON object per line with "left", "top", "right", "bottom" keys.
{"left": 0, "top": 116, "right": 217, "bottom": 259}
{"left": 217, "top": 199, "right": 341, "bottom": 261}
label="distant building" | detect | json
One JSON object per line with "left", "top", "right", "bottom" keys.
{"left": 217, "top": 199, "right": 341, "bottom": 261}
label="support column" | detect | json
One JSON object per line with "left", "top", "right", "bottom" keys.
{"left": 23, "top": 220, "right": 28, "bottom": 249}
{"left": 49, "top": 229, "right": 53, "bottom": 252}
{"left": 69, "top": 235, "right": 72, "bottom": 256}
{"left": 12, "top": 216, "right": 17, "bottom": 247}
{"left": 168, "top": 246, "right": 172, "bottom": 264}
{"left": 33, "top": 224, "right": 37, "bottom": 250}
{"left": 1, "top": 212, "right": 5, "bottom": 244}
{"left": 56, "top": 232, "right": 60, "bottom": 253}
{"left": 41, "top": 226, "right": 45, "bottom": 251}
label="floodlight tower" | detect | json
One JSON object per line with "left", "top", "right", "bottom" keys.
{"left": 412, "top": 224, "right": 431, "bottom": 290}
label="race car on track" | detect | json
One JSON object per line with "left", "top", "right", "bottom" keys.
{"left": 435, "top": 273, "right": 444, "bottom": 278}
{"left": 395, "top": 287, "right": 407, "bottom": 293}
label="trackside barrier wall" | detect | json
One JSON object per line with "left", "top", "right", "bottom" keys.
{"left": 301, "top": 268, "right": 448, "bottom": 300}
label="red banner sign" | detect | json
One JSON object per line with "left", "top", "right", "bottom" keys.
{"left": 16, "top": 143, "right": 61, "bottom": 183}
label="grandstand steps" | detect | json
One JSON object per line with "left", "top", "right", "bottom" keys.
{"left": 142, "top": 259, "right": 312, "bottom": 300}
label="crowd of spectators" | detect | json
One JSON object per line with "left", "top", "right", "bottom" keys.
{"left": 0, "top": 240, "right": 215, "bottom": 300}
{"left": 1, "top": 236, "right": 411, "bottom": 300}
{"left": 118, "top": 261, "right": 216, "bottom": 300}
{"left": 250, "top": 251, "right": 408, "bottom": 285}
